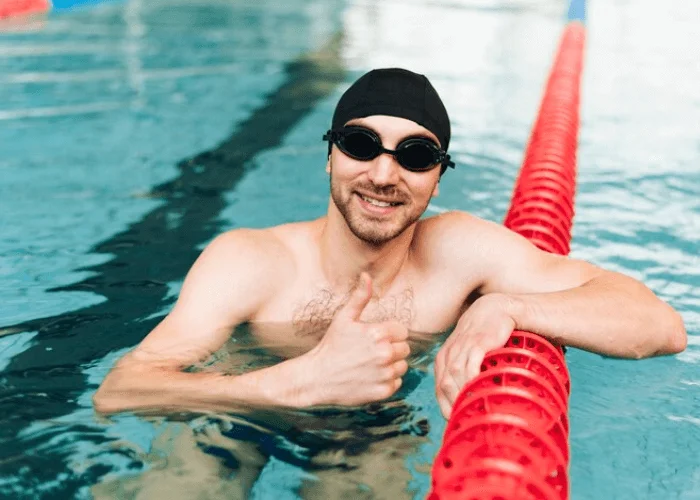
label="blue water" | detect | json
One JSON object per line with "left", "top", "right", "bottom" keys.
{"left": 1, "top": 0, "right": 698, "bottom": 499}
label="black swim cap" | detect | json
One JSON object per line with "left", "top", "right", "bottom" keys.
{"left": 332, "top": 68, "right": 451, "bottom": 151}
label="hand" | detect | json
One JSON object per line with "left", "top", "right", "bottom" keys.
{"left": 304, "top": 272, "right": 411, "bottom": 407}
{"left": 434, "top": 293, "right": 516, "bottom": 419}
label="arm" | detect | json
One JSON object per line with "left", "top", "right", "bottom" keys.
{"left": 432, "top": 212, "right": 687, "bottom": 417}
{"left": 93, "top": 230, "right": 313, "bottom": 415}
{"left": 476, "top": 221, "right": 687, "bottom": 358}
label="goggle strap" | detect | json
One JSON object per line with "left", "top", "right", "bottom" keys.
{"left": 443, "top": 154, "right": 455, "bottom": 169}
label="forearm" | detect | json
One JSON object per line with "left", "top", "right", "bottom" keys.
{"left": 93, "top": 353, "right": 315, "bottom": 415}
{"left": 507, "top": 272, "right": 687, "bottom": 358}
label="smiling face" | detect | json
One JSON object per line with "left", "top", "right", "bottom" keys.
{"left": 327, "top": 115, "right": 442, "bottom": 246}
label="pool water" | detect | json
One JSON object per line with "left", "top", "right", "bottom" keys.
{"left": 0, "top": 0, "right": 698, "bottom": 499}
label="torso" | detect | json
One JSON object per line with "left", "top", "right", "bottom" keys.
{"left": 243, "top": 214, "right": 482, "bottom": 355}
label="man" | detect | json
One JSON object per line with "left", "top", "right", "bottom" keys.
{"left": 94, "top": 67, "right": 687, "bottom": 421}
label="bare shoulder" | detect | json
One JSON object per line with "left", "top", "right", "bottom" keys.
{"left": 199, "top": 225, "right": 296, "bottom": 282}
{"left": 173, "top": 225, "right": 297, "bottom": 319}
{"left": 412, "top": 210, "right": 532, "bottom": 285}
{"left": 416, "top": 210, "right": 485, "bottom": 232}
{"left": 414, "top": 211, "right": 601, "bottom": 295}
{"left": 127, "top": 226, "right": 301, "bottom": 365}
{"left": 208, "top": 226, "right": 293, "bottom": 261}
{"left": 205, "top": 220, "right": 320, "bottom": 283}
{"left": 413, "top": 210, "right": 501, "bottom": 258}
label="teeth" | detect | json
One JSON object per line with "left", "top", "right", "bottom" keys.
{"left": 360, "top": 194, "right": 392, "bottom": 207}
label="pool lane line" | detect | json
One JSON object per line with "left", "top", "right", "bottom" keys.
{"left": 567, "top": 0, "right": 586, "bottom": 23}
{"left": 430, "top": 3, "right": 586, "bottom": 499}
{"left": 0, "top": 0, "right": 121, "bottom": 19}
{"left": 0, "top": 0, "right": 49, "bottom": 19}
{"left": 0, "top": 33, "right": 345, "bottom": 494}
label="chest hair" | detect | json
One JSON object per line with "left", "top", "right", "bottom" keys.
{"left": 292, "top": 287, "right": 415, "bottom": 339}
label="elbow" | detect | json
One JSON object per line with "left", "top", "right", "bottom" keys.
{"left": 93, "top": 367, "right": 142, "bottom": 415}
{"left": 93, "top": 375, "right": 126, "bottom": 415}
{"left": 665, "top": 311, "right": 688, "bottom": 354}
{"left": 93, "top": 358, "right": 178, "bottom": 414}
{"left": 93, "top": 389, "right": 115, "bottom": 415}
{"left": 630, "top": 309, "right": 687, "bottom": 359}
{"left": 652, "top": 309, "right": 688, "bottom": 357}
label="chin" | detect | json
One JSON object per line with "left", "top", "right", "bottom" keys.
{"left": 348, "top": 219, "right": 410, "bottom": 246}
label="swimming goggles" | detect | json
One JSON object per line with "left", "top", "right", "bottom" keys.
{"left": 323, "top": 126, "right": 454, "bottom": 172}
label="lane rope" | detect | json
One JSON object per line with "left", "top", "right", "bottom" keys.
{"left": 429, "top": 18, "right": 586, "bottom": 500}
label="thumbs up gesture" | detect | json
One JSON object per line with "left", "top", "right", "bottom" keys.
{"left": 304, "top": 273, "right": 411, "bottom": 407}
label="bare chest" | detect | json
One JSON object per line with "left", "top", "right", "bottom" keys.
{"left": 250, "top": 280, "right": 465, "bottom": 355}
{"left": 291, "top": 286, "right": 417, "bottom": 339}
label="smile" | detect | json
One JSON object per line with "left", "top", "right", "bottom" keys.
{"left": 355, "top": 193, "right": 403, "bottom": 217}
{"left": 358, "top": 193, "right": 402, "bottom": 207}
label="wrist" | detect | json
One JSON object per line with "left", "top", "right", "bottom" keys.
{"left": 262, "top": 352, "right": 320, "bottom": 408}
{"left": 494, "top": 292, "right": 527, "bottom": 329}
{"left": 498, "top": 293, "right": 562, "bottom": 345}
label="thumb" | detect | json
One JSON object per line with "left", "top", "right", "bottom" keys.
{"left": 337, "top": 272, "right": 373, "bottom": 322}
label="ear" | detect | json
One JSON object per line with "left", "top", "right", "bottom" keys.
{"left": 325, "top": 155, "right": 332, "bottom": 174}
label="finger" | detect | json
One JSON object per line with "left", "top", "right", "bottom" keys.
{"left": 433, "top": 345, "right": 447, "bottom": 385}
{"left": 337, "top": 272, "right": 373, "bottom": 322}
{"left": 445, "top": 345, "right": 472, "bottom": 398}
{"left": 392, "top": 359, "right": 409, "bottom": 378}
{"left": 433, "top": 348, "right": 447, "bottom": 410}
{"left": 441, "top": 371, "right": 463, "bottom": 408}
{"left": 384, "top": 321, "right": 409, "bottom": 342}
{"left": 465, "top": 346, "right": 485, "bottom": 381}
{"left": 435, "top": 353, "right": 463, "bottom": 410}
{"left": 436, "top": 390, "right": 452, "bottom": 419}
{"left": 391, "top": 340, "right": 411, "bottom": 360}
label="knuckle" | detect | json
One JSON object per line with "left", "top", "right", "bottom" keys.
{"left": 368, "top": 325, "right": 385, "bottom": 342}
{"left": 441, "top": 344, "right": 455, "bottom": 359}
{"left": 447, "top": 360, "right": 465, "bottom": 377}
{"left": 356, "top": 323, "right": 370, "bottom": 337}
{"left": 439, "top": 379, "right": 453, "bottom": 395}
{"left": 435, "top": 383, "right": 445, "bottom": 398}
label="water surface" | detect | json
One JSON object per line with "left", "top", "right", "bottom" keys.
{"left": 1, "top": 0, "right": 698, "bottom": 498}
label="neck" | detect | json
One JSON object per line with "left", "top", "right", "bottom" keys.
{"left": 317, "top": 203, "right": 416, "bottom": 296}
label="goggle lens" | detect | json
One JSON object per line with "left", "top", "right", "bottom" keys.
{"left": 396, "top": 140, "right": 438, "bottom": 171}
{"left": 339, "top": 130, "right": 380, "bottom": 160}
{"left": 324, "top": 127, "right": 453, "bottom": 172}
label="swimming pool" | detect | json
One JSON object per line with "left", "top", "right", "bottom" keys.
{"left": 1, "top": 0, "right": 698, "bottom": 498}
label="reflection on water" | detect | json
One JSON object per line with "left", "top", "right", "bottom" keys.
{"left": 191, "top": 321, "right": 446, "bottom": 373}
{"left": 184, "top": 322, "right": 447, "bottom": 448}
{"left": 93, "top": 324, "right": 448, "bottom": 499}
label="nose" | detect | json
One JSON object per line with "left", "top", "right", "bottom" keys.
{"left": 366, "top": 152, "right": 400, "bottom": 187}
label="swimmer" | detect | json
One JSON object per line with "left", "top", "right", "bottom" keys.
{"left": 94, "top": 67, "right": 687, "bottom": 421}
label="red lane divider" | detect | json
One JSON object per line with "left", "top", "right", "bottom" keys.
{"left": 430, "top": 21, "right": 585, "bottom": 500}
{"left": 482, "top": 347, "right": 570, "bottom": 405}
{"left": 0, "top": 0, "right": 50, "bottom": 19}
